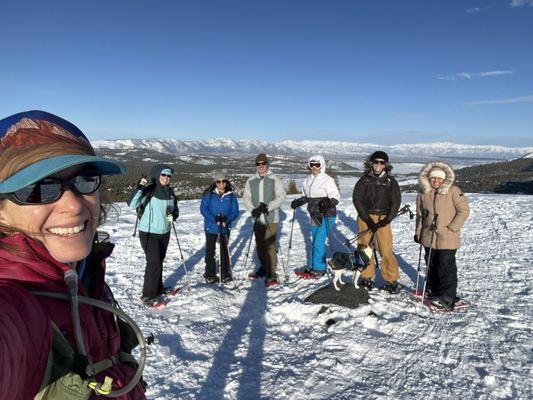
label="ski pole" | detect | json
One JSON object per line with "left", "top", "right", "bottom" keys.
{"left": 241, "top": 217, "right": 258, "bottom": 281}
{"left": 171, "top": 221, "right": 191, "bottom": 288}
{"left": 421, "top": 213, "right": 438, "bottom": 306}
{"left": 222, "top": 222, "right": 233, "bottom": 279}
{"left": 344, "top": 204, "right": 413, "bottom": 246}
{"left": 414, "top": 209, "right": 429, "bottom": 295}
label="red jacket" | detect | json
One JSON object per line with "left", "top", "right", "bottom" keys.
{"left": 0, "top": 233, "right": 145, "bottom": 399}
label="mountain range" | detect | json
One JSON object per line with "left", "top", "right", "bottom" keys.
{"left": 92, "top": 138, "right": 533, "bottom": 160}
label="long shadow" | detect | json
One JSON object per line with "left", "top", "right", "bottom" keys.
{"left": 396, "top": 253, "right": 421, "bottom": 287}
{"left": 197, "top": 281, "right": 268, "bottom": 399}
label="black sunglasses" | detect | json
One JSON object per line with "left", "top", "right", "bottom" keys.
{"left": 215, "top": 180, "right": 226, "bottom": 184}
{"left": 0, "top": 171, "right": 101, "bottom": 205}
{"left": 372, "top": 160, "right": 386, "bottom": 165}
{"left": 309, "top": 162, "right": 321, "bottom": 168}
{"left": 255, "top": 162, "right": 267, "bottom": 166}
{"left": 160, "top": 173, "right": 172, "bottom": 178}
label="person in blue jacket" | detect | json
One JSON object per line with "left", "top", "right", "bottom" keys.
{"left": 129, "top": 164, "right": 179, "bottom": 305}
{"left": 200, "top": 170, "right": 239, "bottom": 283}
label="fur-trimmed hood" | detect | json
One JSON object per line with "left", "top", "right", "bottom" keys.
{"left": 363, "top": 154, "right": 393, "bottom": 173}
{"left": 419, "top": 161, "right": 455, "bottom": 194}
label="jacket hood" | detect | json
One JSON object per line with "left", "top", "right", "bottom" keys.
{"left": 363, "top": 154, "right": 393, "bottom": 173}
{"left": 308, "top": 154, "right": 326, "bottom": 174}
{"left": 418, "top": 161, "right": 455, "bottom": 194}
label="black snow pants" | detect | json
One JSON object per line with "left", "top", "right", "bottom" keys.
{"left": 139, "top": 230, "right": 170, "bottom": 298}
{"left": 205, "top": 232, "right": 232, "bottom": 279}
{"left": 424, "top": 248, "right": 458, "bottom": 303}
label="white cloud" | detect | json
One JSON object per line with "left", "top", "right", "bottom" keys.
{"left": 510, "top": 0, "right": 533, "bottom": 7}
{"left": 438, "top": 70, "right": 514, "bottom": 81}
{"left": 466, "top": 6, "right": 491, "bottom": 13}
{"left": 467, "top": 95, "right": 533, "bottom": 106}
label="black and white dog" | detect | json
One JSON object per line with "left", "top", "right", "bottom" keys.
{"left": 327, "top": 244, "right": 372, "bottom": 291}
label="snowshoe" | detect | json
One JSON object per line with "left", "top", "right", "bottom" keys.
{"left": 265, "top": 278, "right": 279, "bottom": 287}
{"left": 294, "top": 269, "right": 323, "bottom": 279}
{"left": 142, "top": 297, "right": 166, "bottom": 310}
{"left": 221, "top": 275, "right": 234, "bottom": 284}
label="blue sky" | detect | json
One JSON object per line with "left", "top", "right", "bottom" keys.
{"left": 1, "top": 0, "right": 532, "bottom": 146}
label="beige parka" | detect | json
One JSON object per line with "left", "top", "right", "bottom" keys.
{"left": 415, "top": 161, "right": 470, "bottom": 250}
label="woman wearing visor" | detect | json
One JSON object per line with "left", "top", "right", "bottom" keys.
{"left": 291, "top": 155, "right": 340, "bottom": 277}
{"left": 129, "top": 164, "right": 179, "bottom": 306}
{"left": 0, "top": 111, "right": 145, "bottom": 399}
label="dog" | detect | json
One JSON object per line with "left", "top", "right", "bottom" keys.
{"left": 327, "top": 244, "right": 372, "bottom": 291}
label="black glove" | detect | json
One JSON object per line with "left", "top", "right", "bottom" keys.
{"left": 414, "top": 235, "right": 420, "bottom": 244}
{"left": 318, "top": 197, "right": 333, "bottom": 213}
{"left": 215, "top": 214, "right": 227, "bottom": 224}
{"left": 291, "top": 197, "right": 308, "bottom": 209}
{"left": 252, "top": 202, "right": 268, "bottom": 219}
{"left": 376, "top": 217, "right": 390, "bottom": 228}
{"left": 367, "top": 220, "right": 379, "bottom": 233}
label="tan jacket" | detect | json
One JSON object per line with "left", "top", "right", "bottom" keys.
{"left": 415, "top": 161, "right": 470, "bottom": 250}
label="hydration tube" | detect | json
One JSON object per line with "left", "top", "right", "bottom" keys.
{"left": 32, "top": 284, "right": 147, "bottom": 397}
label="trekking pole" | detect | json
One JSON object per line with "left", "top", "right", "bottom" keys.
{"left": 221, "top": 222, "right": 233, "bottom": 279}
{"left": 171, "top": 221, "right": 191, "bottom": 288}
{"left": 241, "top": 217, "right": 258, "bottom": 281}
{"left": 284, "top": 209, "right": 296, "bottom": 282}
{"left": 421, "top": 213, "right": 438, "bottom": 306}
{"left": 217, "top": 222, "right": 223, "bottom": 285}
{"left": 414, "top": 209, "right": 429, "bottom": 295}
{"left": 127, "top": 213, "right": 140, "bottom": 294}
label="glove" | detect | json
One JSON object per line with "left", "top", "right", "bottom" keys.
{"left": 215, "top": 214, "right": 227, "bottom": 224}
{"left": 414, "top": 234, "right": 420, "bottom": 244}
{"left": 367, "top": 220, "right": 379, "bottom": 233}
{"left": 376, "top": 218, "right": 390, "bottom": 228}
{"left": 166, "top": 213, "right": 174, "bottom": 222}
{"left": 291, "top": 197, "right": 308, "bottom": 209}
{"left": 252, "top": 202, "right": 268, "bottom": 219}
{"left": 138, "top": 177, "right": 148, "bottom": 187}
{"left": 318, "top": 197, "right": 333, "bottom": 213}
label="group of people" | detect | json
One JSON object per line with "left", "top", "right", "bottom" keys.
{"left": 0, "top": 110, "right": 470, "bottom": 398}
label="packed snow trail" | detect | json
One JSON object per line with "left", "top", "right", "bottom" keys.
{"left": 102, "top": 192, "right": 532, "bottom": 399}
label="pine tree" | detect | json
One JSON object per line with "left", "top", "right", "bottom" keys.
{"left": 287, "top": 178, "right": 299, "bottom": 194}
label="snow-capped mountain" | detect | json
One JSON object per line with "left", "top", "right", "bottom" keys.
{"left": 92, "top": 138, "right": 533, "bottom": 160}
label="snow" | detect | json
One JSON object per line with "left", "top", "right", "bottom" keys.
{"left": 101, "top": 189, "right": 532, "bottom": 399}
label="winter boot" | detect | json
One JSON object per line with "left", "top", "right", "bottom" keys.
{"left": 309, "top": 270, "right": 326, "bottom": 278}
{"left": 359, "top": 278, "right": 374, "bottom": 290}
{"left": 381, "top": 281, "right": 401, "bottom": 294}
{"left": 265, "top": 277, "right": 279, "bottom": 287}
{"left": 248, "top": 269, "right": 267, "bottom": 280}
{"left": 221, "top": 275, "right": 234, "bottom": 284}
{"left": 203, "top": 273, "right": 218, "bottom": 284}
{"left": 431, "top": 297, "right": 454, "bottom": 310}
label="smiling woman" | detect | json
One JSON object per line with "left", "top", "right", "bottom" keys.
{"left": 0, "top": 111, "right": 146, "bottom": 399}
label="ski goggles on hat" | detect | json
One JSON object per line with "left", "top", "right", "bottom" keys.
{"left": 0, "top": 171, "right": 101, "bottom": 205}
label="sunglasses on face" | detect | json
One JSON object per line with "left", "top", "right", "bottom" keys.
{"left": 309, "top": 162, "right": 321, "bottom": 168}
{"left": 160, "top": 173, "right": 172, "bottom": 178}
{"left": 255, "top": 162, "right": 267, "bottom": 166}
{"left": 372, "top": 160, "right": 386, "bottom": 165}
{"left": 0, "top": 171, "right": 101, "bottom": 205}
{"left": 216, "top": 180, "right": 226, "bottom": 184}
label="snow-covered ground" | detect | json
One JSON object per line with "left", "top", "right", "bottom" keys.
{"left": 102, "top": 191, "right": 532, "bottom": 399}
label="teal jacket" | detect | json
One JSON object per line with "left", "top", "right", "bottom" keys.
{"left": 129, "top": 188, "right": 178, "bottom": 234}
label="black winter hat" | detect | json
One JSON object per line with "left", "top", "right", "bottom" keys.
{"left": 255, "top": 153, "right": 269, "bottom": 164}
{"left": 370, "top": 151, "right": 389, "bottom": 163}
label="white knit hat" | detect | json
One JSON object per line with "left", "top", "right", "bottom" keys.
{"left": 428, "top": 167, "right": 446, "bottom": 179}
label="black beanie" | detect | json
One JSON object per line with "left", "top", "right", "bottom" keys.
{"left": 370, "top": 151, "right": 389, "bottom": 163}
{"left": 255, "top": 153, "right": 269, "bottom": 164}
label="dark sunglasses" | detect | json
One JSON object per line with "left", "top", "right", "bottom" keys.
{"left": 215, "top": 180, "right": 226, "bottom": 184}
{"left": 309, "top": 162, "right": 321, "bottom": 168}
{"left": 372, "top": 160, "right": 386, "bottom": 165}
{"left": 0, "top": 171, "right": 101, "bottom": 205}
{"left": 255, "top": 162, "right": 267, "bottom": 166}
{"left": 160, "top": 173, "right": 172, "bottom": 178}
